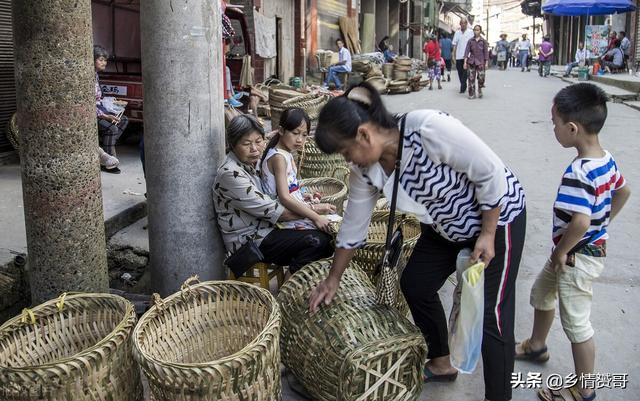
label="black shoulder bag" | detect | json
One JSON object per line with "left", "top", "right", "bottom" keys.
{"left": 375, "top": 115, "right": 406, "bottom": 308}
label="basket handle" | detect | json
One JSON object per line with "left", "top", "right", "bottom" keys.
{"left": 180, "top": 275, "right": 201, "bottom": 299}
{"left": 20, "top": 308, "right": 36, "bottom": 325}
{"left": 152, "top": 293, "right": 165, "bottom": 310}
{"left": 331, "top": 165, "right": 350, "bottom": 181}
{"left": 55, "top": 292, "right": 67, "bottom": 312}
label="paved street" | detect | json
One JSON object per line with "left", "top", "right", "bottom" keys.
{"left": 381, "top": 69, "right": 640, "bottom": 401}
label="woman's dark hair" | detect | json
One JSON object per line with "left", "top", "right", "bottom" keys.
{"left": 226, "top": 114, "right": 265, "bottom": 149}
{"left": 378, "top": 36, "right": 389, "bottom": 52}
{"left": 315, "top": 82, "right": 396, "bottom": 154}
{"left": 259, "top": 107, "right": 310, "bottom": 175}
{"left": 553, "top": 83, "right": 608, "bottom": 134}
{"left": 93, "top": 45, "right": 109, "bottom": 61}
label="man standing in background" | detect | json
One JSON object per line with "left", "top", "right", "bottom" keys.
{"left": 439, "top": 33, "right": 453, "bottom": 82}
{"left": 452, "top": 18, "right": 474, "bottom": 94}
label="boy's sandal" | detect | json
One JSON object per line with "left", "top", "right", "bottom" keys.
{"left": 423, "top": 366, "right": 458, "bottom": 383}
{"left": 515, "top": 338, "right": 550, "bottom": 362}
{"left": 537, "top": 386, "right": 595, "bottom": 401}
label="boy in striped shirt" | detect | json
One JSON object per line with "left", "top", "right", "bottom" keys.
{"left": 515, "top": 83, "right": 631, "bottom": 401}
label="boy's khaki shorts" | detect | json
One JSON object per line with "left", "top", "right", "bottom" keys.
{"left": 530, "top": 253, "right": 605, "bottom": 343}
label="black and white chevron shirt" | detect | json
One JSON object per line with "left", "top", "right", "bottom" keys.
{"left": 336, "top": 110, "right": 526, "bottom": 248}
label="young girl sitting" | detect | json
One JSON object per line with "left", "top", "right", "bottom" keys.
{"left": 260, "top": 108, "right": 337, "bottom": 232}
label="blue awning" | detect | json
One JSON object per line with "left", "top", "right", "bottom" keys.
{"left": 542, "top": 0, "right": 636, "bottom": 16}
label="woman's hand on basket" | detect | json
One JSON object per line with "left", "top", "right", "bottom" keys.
{"left": 313, "top": 203, "right": 337, "bottom": 215}
{"left": 309, "top": 275, "right": 340, "bottom": 313}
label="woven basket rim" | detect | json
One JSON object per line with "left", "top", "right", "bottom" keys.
{"left": 132, "top": 280, "right": 280, "bottom": 370}
{"left": 0, "top": 292, "right": 135, "bottom": 371}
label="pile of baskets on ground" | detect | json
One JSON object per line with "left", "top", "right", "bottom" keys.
{"left": 386, "top": 56, "right": 428, "bottom": 94}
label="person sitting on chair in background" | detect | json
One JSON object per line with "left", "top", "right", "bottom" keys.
{"left": 602, "top": 40, "right": 624, "bottom": 73}
{"left": 563, "top": 42, "right": 590, "bottom": 77}
{"left": 94, "top": 45, "right": 128, "bottom": 174}
{"left": 323, "top": 38, "right": 352, "bottom": 90}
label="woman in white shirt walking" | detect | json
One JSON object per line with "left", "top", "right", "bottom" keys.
{"left": 309, "top": 82, "right": 527, "bottom": 401}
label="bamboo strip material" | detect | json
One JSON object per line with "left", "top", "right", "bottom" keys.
{"left": 0, "top": 293, "right": 142, "bottom": 400}
{"left": 133, "top": 278, "right": 281, "bottom": 401}
{"left": 278, "top": 260, "right": 427, "bottom": 401}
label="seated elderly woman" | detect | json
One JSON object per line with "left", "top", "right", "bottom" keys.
{"left": 213, "top": 114, "right": 334, "bottom": 277}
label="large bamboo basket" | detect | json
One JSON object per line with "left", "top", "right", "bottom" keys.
{"left": 269, "top": 85, "right": 304, "bottom": 126}
{"left": 278, "top": 260, "right": 427, "bottom": 401}
{"left": 0, "top": 293, "right": 142, "bottom": 401}
{"left": 133, "top": 277, "right": 281, "bottom": 401}
{"left": 282, "top": 93, "right": 330, "bottom": 121}
{"left": 298, "top": 137, "right": 350, "bottom": 183}
{"left": 300, "top": 177, "right": 348, "bottom": 215}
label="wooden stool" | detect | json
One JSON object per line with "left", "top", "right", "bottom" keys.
{"left": 229, "top": 262, "right": 285, "bottom": 290}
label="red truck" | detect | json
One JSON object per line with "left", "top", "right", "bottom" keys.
{"left": 92, "top": 0, "right": 252, "bottom": 125}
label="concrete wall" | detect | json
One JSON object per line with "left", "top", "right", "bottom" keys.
{"left": 375, "top": 0, "right": 390, "bottom": 46}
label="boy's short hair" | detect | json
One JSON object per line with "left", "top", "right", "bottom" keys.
{"left": 93, "top": 45, "right": 109, "bottom": 61}
{"left": 553, "top": 83, "right": 609, "bottom": 134}
{"left": 336, "top": 38, "right": 344, "bottom": 45}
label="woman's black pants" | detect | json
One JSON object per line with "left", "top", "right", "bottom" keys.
{"left": 259, "top": 229, "right": 333, "bottom": 274}
{"left": 400, "top": 209, "right": 526, "bottom": 401}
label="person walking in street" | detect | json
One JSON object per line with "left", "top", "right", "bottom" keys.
{"left": 464, "top": 25, "right": 489, "bottom": 99}
{"left": 515, "top": 83, "right": 630, "bottom": 401}
{"left": 323, "top": 38, "right": 352, "bottom": 89}
{"left": 452, "top": 18, "right": 474, "bottom": 93}
{"left": 563, "top": 42, "right": 590, "bottom": 77}
{"left": 439, "top": 33, "right": 453, "bottom": 81}
{"left": 495, "top": 34, "right": 509, "bottom": 70}
{"left": 309, "top": 82, "right": 527, "bottom": 401}
{"left": 516, "top": 34, "right": 532, "bottom": 72}
{"left": 538, "top": 35, "right": 554, "bottom": 77}
{"left": 424, "top": 33, "right": 443, "bottom": 90}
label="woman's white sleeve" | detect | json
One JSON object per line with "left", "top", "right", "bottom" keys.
{"left": 335, "top": 167, "right": 380, "bottom": 249}
{"left": 420, "top": 112, "right": 507, "bottom": 210}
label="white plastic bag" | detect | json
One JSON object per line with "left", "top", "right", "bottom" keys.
{"left": 449, "top": 249, "right": 485, "bottom": 374}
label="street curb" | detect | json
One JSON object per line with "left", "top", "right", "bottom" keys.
{"left": 105, "top": 200, "right": 148, "bottom": 239}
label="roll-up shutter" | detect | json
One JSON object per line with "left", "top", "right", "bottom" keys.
{"left": 0, "top": 0, "right": 16, "bottom": 152}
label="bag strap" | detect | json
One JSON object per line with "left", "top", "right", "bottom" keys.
{"left": 384, "top": 114, "right": 407, "bottom": 250}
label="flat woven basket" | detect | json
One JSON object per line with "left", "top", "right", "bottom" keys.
{"left": 298, "top": 137, "right": 350, "bottom": 184}
{"left": 132, "top": 277, "right": 281, "bottom": 401}
{"left": 300, "top": 177, "right": 348, "bottom": 215}
{"left": 0, "top": 293, "right": 142, "bottom": 400}
{"left": 278, "top": 259, "right": 427, "bottom": 401}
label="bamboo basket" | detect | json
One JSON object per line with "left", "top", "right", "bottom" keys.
{"left": 0, "top": 293, "right": 142, "bottom": 401}
{"left": 282, "top": 93, "right": 330, "bottom": 122}
{"left": 132, "top": 277, "right": 281, "bottom": 401}
{"left": 300, "top": 177, "right": 348, "bottom": 215}
{"left": 269, "top": 85, "right": 305, "bottom": 126}
{"left": 354, "top": 211, "right": 421, "bottom": 283}
{"left": 351, "top": 211, "right": 421, "bottom": 316}
{"left": 298, "top": 137, "right": 350, "bottom": 184}
{"left": 278, "top": 259, "right": 427, "bottom": 401}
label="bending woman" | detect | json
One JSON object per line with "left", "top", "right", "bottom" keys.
{"left": 309, "top": 83, "right": 526, "bottom": 401}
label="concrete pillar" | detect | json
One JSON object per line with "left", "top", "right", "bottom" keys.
{"left": 141, "top": 1, "right": 226, "bottom": 296}
{"left": 12, "top": 0, "right": 109, "bottom": 304}
{"left": 375, "top": 0, "right": 389, "bottom": 47}
{"left": 389, "top": 0, "right": 400, "bottom": 53}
